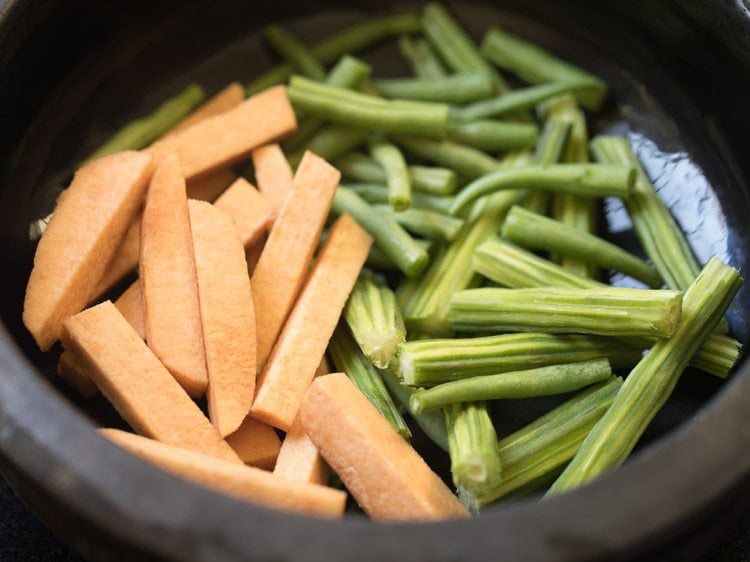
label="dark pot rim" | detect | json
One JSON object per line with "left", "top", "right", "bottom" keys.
{"left": 2, "top": 1, "right": 750, "bottom": 560}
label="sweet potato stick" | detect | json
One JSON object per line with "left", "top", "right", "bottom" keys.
{"left": 23, "top": 151, "right": 153, "bottom": 350}
{"left": 61, "top": 302, "right": 240, "bottom": 463}
{"left": 213, "top": 178, "right": 273, "bottom": 248}
{"left": 112, "top": 278, "right": 146, "bottom": 339}
{"left": 245, "top": 235, "right": 266, "bottom": 278}
{"left": 168, "top": 82, "right": 245, "bottom": 136}
{"left": 251, "top": 214, "right": 372, "bottom": 430}
{"left": 101, "top": 429, "right": 346, "bottom": 518}
{"left": 301, "top": 373, "right": 469, "bottom": 520}
{"left": 225, "top": 417, "right": 282, "bottom": 470}
{"left": 252, "top": 151, "right": 340, "bottom": 371}
{"left": 93, "top": 169, "right": 238, "bottom": 299}
{"left": 140, "top": 154, "right": 207, "bottom": 397}
{"left": 251, "top": 143, "right": 294, "bottom": 218}
{"left": 189, "top": 200, "right": 256, "bottom": 436}
{"left": 147, "top": 86, "right": 297, "bottom": 180}
{"left": 273, "top": 359, "right": 331, "bottom": 485}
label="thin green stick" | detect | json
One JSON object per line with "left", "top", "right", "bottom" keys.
{"left": 373, "top": 205, "right": 464, "bottom": 242}
{"left": 264, "top": 25, "right": 326, "bottom": 80}
{"left": 398, "top": 36, "right": 447, "bottom": 79}
{"left": 369, "top": 139, "right": 412, "bottom": 211}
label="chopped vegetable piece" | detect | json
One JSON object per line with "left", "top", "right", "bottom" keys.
{"left": 252, "top": 214, "right": 372, "bottom": 431}
{"left": 502, "top": 206, "right": 662, "bottom": 287}
{"left": 140, "top": 154, "right": 207, "bottom": 397}
{"left": 344, "top": 182, "right": 452, "bottom": 213}
{"left": 300, "top": 373, "right": 469, "bottom": 520}
{"left": 24, "top": 151, "right": 153, "bottom": 351}
{"left": 398, "top": 36, "right": 447, "bottom": 79}
{"left": 397, "top": 332, "right": 641, "bottom": 386}
{"left": 447, "top": 120, "right": 540, "bottom": 152}
{"left": 343, "top": 272, "right": 406, "bottom": 369}
{"left": 251, "top": 144, "right": 294, "bottom": 218}
{"left": 369, "top": 138, "right": 412, "bottom": 211}
{"left": 168, "top": 82, "right": 245, "bottom": 136}
{"left": 212, "top": 178, "right": 273, "bottom": 248}
{"left": 444, "top": 402, "right": 503, "bottom": 496}
{"left": 366, "top": 239, "right": 433, "bottom": 272}
{"left": 329, "top": 324, "right": 410, "bottom": 437}
{"left": 411, "top": 359, "right": 612, "bottom": 413}
{"left": 252, "top": 151, "right": 339, "bottom": 371}
{"left": 332, "top": 187, "right": 429, "bottom": 277}
{"left": 480, "top": 26, "right": 607, "bottom": 110}
{"left": 225, "top": 416, "right": 282, "bottom": 470}
{"left": 84, "top": 84, "right": 205, "bottom": 163}
{"left": 450, "top": 164, "right": 635, "bottom": 216}
{"left": 374, "top": 72, "right": 495, "bottom": 104}
{"left": 521, "top": 118, "right": 571, "bottom": 215}
{"left": 373, "top": 205, "right": 464, "bottom": 242}
{"left": 396, "top": 137, "right": 504, "bottom": 179}
{"left": 62, "top": 302, "right": 241, "bottom": 463}
{"left": 548, "top": 258, "right": 742, "bottom": 494}
{"left": 265, "top": 25, "right": 327, "bottom": 80}
{"left": 189, "top": 200, "right": 256, "bottom": 436}
{"left": 101, "top": 429, "right": 345, "bottom": 518}
{"left": 148, "top": 85, "right": 296, "bottom": 179}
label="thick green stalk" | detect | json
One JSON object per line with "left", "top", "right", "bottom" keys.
{"left": 447, "top": 120, "right": 540, "bottom": 152}
{"left": 335, "top": 153, "right": 457, "bottom": 195}
{"left": 466, "top": 377, "right": 622, "bottom": 508}
{"left": 333, "top": 187, "right": 429, "bottom": 277}
{"left": 375, "top": 72, "right": 496, "bottom": 104}
{"left": 397, "top": 152, "right": 531, "bottom": 336}
{"left": 450, "top": 163, "right": 634, "bottom": 216}
{"left": 445, "top": 402, "right": 504, "bottom": 495}
{"left": 398, "top": 36, "right": 447, "bottom": 79}
{"left": 373, "top": 205, "right": 464, "bottom": 242}
{"left": 287, "top": 126, "right": 366, "bottom": 168}
{"left": 449, "top": 286, "right": 682, "bottom": 338}
{"left": 367, "top": 239, "right": 432, "bottom": 272}
{"left": 344, "top": 272, "right": 405, "bottom": 369}
{"left": 411, "top": 359, "right": 612, "bottom": 413}
{"left": 522, "top": 118, "right": 571, "bottom": 214}
{"left": 264, "top": 25, "right": 326, "bottom": 80}
{"left": 473, "top": 237, "right": 741, "bottom": 378}
{"left": 84, "top": 84, "right": 205, "bottom": 162}
{"left": 422, "top": 3, "right": 508, "bottom": 93}
{"left": 480, "top": 26, "right": 607, "bottom": 110}
{"left": 329, "top": 325, "right": 411, "bottom": 438}
{"left": 502, "top": 206, "right": 662, "bottom": 287}
{"left": 246, "top": 12, "right": 422, "bottom": 95}
{"left": 288, "top": 75, "right": 450, "bottom": 138}
{"left": 369, "top": 139, "right": 412, "bottom": 211}
{"left": 396, "top": 332, "right": 641, "bottom": 386}
{"left": 548, "top": 258, "right": 742, "bottom": 494}
{"left": 343, "top": 182, "right": 453, "bottom": 214}
{"left": 452, "top": 80, "right": 598, "bottom": 123}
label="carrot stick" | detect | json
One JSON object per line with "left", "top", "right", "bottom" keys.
{"left": 167, "top": 82, "right": 245, "bottom": 136}
{"left": 23, "top": 151, "right": 153, "bottom": 350}
{"left": 140, "top": 154, "right": 207, "bottom": 397}
{"left": 301, "top": 373, "right": 469, "bottom": 521}
{"left": 225, "top": 416, "right": 282, "bottom": 470}
{"left": 251, "top": 214, "right": 372, "bottom": 431}
{"left": 147, "top": 86, "right": 296, "bottom": 180}
{"left": 189, "top": 200, "right": 256, "bottom": 436}
{"left": 273, "top": 359, "right": 331, "bottom": 485}
{"left": 251, "top": 143, "right": 294, "bottom": 218}
{"left": 61, "top": 302, "right": 240, "bottom": 463}
{"left": 213, "top": 178, "right": 273, "bottom": 248}
{"left": 252, "top": 151, "right": 340, "bottom": 371}
{"left": 101, "top": 429, "right": 346, "bottom": 518}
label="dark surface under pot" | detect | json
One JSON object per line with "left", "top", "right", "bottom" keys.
{"left": 1, "top": 0, "right": 750, "bottom": 560}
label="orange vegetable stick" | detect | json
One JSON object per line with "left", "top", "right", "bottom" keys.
{"left": 58, "top": 279, "right": 146, "bottom": 396}
{"left": 213, "top": 178, "right": 273, "bottom": 248}
{"left": 251, "top": 214, "right": 372, "bottom": 431}
{"left": 251, "top": 143, "right": 294, "bottom": 218}
{"left": 147, "top": 86, "right": 296, "bottom": 180}
{"left": 186, "top": 168, "right": 238, "bottom": 202}
{"left": 141, "top": 154, "right": 207, "bottom": 397}
{"left": 101, "top": 429, "right": 346, "bottom": 518}
{"left": 168, "top": 82, "right": 245, "bottom": 136}
{"left": 23, "top": 151, "right": 153, "bottom": 350}
{"left": 273, "top": 358, "right": 331, "bottom": 485}
{"left": 189, "top": 200, "right": 256, "bottom": 436}
{"left": 245, "top": 235, "right": 266, "bottom": 278}
{"left": 301, "top": 373, "right": 470, "bottom": 521}
{"left": 252, "top": 151, "right": 340, "bottom": 371}
{"left": 225, "top": 416, "right": 282, "bottom": 470}
{"left": 61, "top": 301, "right": 240, "bottom": 464}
